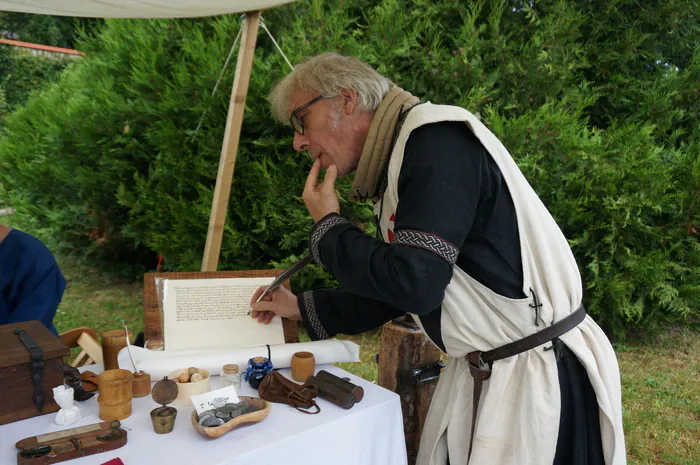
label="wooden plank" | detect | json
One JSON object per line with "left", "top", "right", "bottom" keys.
{"left": 76, "top": 332, "right": 103, "bottom": 364}
{"left": 378, "top": 320, "right": 442, "bottom": 465}
{"left": 71, "top": 351, "right": 88, "bottom": 368}
{"left": 59, "top": 327, "right": 98, "bottom": 349}
{"left": 201, "top": 11, "right": 261, "bottom": 271}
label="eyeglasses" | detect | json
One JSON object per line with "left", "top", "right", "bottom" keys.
{"left": 289, "top": 95, "right": 325, "bottom": 135}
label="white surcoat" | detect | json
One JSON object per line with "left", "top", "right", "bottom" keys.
{"left": 375, "top": 104, "right": 626, "bottom": 465}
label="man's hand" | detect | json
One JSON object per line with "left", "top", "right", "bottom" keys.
{"left": 249, "top": 285, "right": 301, "bottom": 324}
{"left": 303, "top": 159, "right": 340, "bottom": 223}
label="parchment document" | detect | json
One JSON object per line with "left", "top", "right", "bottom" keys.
{"left": 162, "top": 277, "right": 285, "bottom": 351}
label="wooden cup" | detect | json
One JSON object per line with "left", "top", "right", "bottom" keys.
{"left": 97, "top": 369, "right": 133, "bottom": 421}
{"left": 290, "top": 351, "right": 315, "bottom": 382}
{"left": 101, "top": 329, "right": 132, "bottom": 371}
{"left": 131, "top": 371, "right": 152, "bottom": 397}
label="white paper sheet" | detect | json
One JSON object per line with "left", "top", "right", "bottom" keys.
{"left": 162, "top": 277, "right": 285, "bottom": 351}
{"left": 191, "top": 386, "right": 239, "bottom": 415}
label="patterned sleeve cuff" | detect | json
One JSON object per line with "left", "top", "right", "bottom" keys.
{"left": 393, "top": 229, "right": 459, "bottom": 264}
{"left": 309, "top": 213, "right": 350, "bottom": 265}
{"left": 299, "top": 291, "right": 329, "bottom": 340}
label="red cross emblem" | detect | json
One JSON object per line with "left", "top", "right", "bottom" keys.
{"left": 387, "top": 213, "right": 396, "bottom": 243}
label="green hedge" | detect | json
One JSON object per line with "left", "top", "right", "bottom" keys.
{"left": 0, "top": 0, "right": 697, "bottom": 336}
{"left": 0, "top": 46, "right": 71, "bottom": 124}
{"left": 0, "top": 12, "right": 82, "bottom": 49}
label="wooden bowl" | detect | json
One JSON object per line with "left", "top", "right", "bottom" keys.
{"left": 167, "top": 368, "right": 210, "bottom": 406}
{"left": 191, "top": 397, "right": 271, "bottom": 439}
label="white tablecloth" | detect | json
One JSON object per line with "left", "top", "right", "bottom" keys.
{"left": 1, "top": 365, "right": 408, "bottom": 465}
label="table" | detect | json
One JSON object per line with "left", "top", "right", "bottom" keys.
{"left": 1, "top": 365, "right": 408, "bottom": 465}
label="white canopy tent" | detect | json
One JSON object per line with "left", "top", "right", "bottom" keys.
{"left": 0, "top": 1, "right": 293, "bottom": 18}
{"left": 0, "top": 0, "right": 295, "bottom": 271}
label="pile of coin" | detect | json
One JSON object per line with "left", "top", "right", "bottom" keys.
{"left": 198, "top": 402, "right": 259, "bottom": 427}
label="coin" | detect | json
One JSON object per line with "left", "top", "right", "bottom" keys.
{"left": 200, "top": 417, "right": 224, "bottom": 427}
{"left": 199, "top": 409, "right": 216, "bottom": 419}
{"left": 220, "top": 404, "right": 236, "bottom": 414}
{"left": 235, "top": 404, "right": 248, "bottom": 416}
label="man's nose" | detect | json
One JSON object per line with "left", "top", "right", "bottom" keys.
{"left": 293, "top": 132, "right": 309, "bottom": 152}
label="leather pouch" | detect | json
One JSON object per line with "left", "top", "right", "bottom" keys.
{"left": 80, "top": 371, "right": 100, "bottom": 392}
{"left": 258, "top": 371, "right": 320, "bottom": 414}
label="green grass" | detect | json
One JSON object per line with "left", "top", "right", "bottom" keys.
{"left": 615, "top": 332, "right": 699, "bottom": 465}
{"left": 13, "top": 247, "right": 700, "bottom": 464}
{"left": 302, "top": 327, "right": 383, "bottom": 382}
{"left": 53, "top": 255, "right": 144, "bottom": 337}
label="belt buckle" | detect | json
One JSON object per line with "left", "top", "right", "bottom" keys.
{"left": 478, "top": 353, "right": 489, "bottom": 371}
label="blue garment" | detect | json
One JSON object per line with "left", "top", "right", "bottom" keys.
{"left": 0, "top": 229, "right": 65, "bottom": 335}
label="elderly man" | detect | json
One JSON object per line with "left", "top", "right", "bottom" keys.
{"left": 250, "top": 53, "right": 625, "bottom": 465}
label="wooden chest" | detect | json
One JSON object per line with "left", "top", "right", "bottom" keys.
{"left": 0, "top": 320, "right": 70, "bottom": 425}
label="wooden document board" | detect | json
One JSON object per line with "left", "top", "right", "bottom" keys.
{"left": 143, "top": 270, "right": 299, "bottom": 346}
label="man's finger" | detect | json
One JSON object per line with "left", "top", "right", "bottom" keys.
{"left": 251, "top": 301, "right": 279, "bottom": 313}
{"left": 264, "top": 312, "right": 273, "bottom": 325}
{"left": 304, "top": 158, "right": 321, "bottom": 193}
{"left": 322, "top": 165, "right": 338, "bottom": 194}
{"left": 250, "top": 285, "right": 267, "bottom": 304}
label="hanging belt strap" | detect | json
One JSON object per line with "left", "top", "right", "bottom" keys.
{"left": 14, "top": 328, "right": 46, "bottom": 412}
{"left": 466, "top": 304, "right": 586, "bottom": 457}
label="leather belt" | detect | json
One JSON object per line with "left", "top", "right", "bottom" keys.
{"left": 466, "top": 304, "right": 586, "bottom": 457}
{"left": 14, "top": 328, "right": 46, "bottom": 412}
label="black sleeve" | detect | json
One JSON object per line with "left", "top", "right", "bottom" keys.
{"left": 297, "top": 289, "right": 404, "bottom": 340}
{"left": 308, "top": 122, "right": 484, "bottom": 319}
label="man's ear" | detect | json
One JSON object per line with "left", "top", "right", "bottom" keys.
{"left": 338, "top": 88, "right": 358, "bottom": 115}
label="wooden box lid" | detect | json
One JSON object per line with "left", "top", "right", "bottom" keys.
{"left": 0, "top": 320, "right": 70, "bottom": 369}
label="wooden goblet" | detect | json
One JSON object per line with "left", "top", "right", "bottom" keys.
{"left": 290, "top": 351, "right": 315, "bottom": 382}
{"left": 101, "top": 329, "right": 132, "bottom": 371}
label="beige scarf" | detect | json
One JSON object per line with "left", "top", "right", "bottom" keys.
{"left": 350, "top": 87, "right": 420, "bottom": 202}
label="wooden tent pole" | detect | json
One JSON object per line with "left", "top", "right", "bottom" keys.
{"left": 201, "top": 11, "right": 261, "bottom": 271}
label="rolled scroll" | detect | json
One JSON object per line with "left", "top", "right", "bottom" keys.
{"left": 117, "top": 339, "right": 360, "bottom": 380}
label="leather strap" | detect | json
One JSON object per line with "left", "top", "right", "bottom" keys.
{"left": 287, "top": 386, "right": 321, "bottom": 414}
{"left": 467, "top": 351, "right": 492, "bottom": 458}
{"left": 466, "top": 304, "right": 586, "bottom": 457}
{"left": 14, "top": 328, "right": 46, "bottom": 412}
{"left": 479, "top": 305, "right": 586, "bottom": 365}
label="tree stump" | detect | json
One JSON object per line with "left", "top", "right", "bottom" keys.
{"left": 378, "top": 317, "right": 442, "bottom": 465}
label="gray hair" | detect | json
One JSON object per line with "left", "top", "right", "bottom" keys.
{"left": 270, "top": 53, "right": 393, "bottom": 123}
